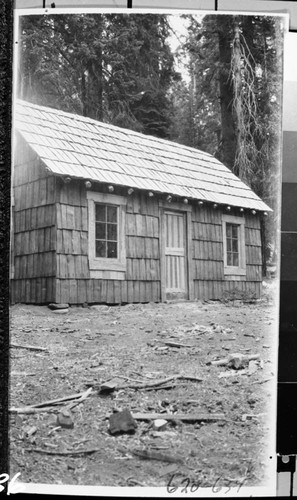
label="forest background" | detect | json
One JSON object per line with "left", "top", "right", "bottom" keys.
{"left": 17, "top": 13, "right": 284, "bottom": 271}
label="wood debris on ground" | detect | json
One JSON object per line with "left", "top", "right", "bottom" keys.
{"left": 89, "top": 373, "right": 204, "bottom": 394}
{"left": 9, "top": 387, "right": 93, "bottom": 414}
{"left": 9, "top": 295, "right": 277, "bottom": 487}
{"left": 131, "top": 412, "right": 226, "bottom": 422}
{"left": 10, "top": 343, "right": 48, "bottom": 352}
{"left": 109, "top": 408, "right": 137, "bottom": 435}
{"left": 118, "top": 446, "right": 184, "bottom": 464}
{"left": 24, "top": 447, "right": 102, "bottom": 456}
{"left": 209, "top": 353, "right": 260, "bottom": 369}
{"left": 56, "top": 409, "right": 74, "bottom": 429}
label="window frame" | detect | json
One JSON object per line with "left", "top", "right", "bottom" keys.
{"left": 222, "top": 214, "right": 246, "bottom": 276}
{"left": 87, "top": 191, "right": 127, "bottom": 273}
{"left": 94, "top": 203, "right": 119, "bottom": 260}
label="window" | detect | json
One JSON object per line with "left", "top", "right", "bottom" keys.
{"left": 222, "top": 215, "right": 246, "bottom": 276}
{"left": 95, "top": 204, "right": 118, "bottom": 259}
{"left": 87, "top": 192, "right": 127, "bottom": 277}
{"left": 226, "top": 223, "right": 239, "bottom": 266}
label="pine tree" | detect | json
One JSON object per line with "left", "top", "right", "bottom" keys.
{"left": 18, "top": 13, "right": 178, "bottom": 138}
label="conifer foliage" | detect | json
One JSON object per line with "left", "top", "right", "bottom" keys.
{"left": 18, "top": 13, "right": 177, "bottom": 138}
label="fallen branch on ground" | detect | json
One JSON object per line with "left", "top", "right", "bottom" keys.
{"left": 11, "top": 371, "right": 36, "bottom": 377}
{"left": 24, "top": 447, "right": 101, "bottom": 456}
{"left": 65, "top": 387, "right": 93, "bottom": 410}
{"left": 178, "top": 375, "right": 204, "bottom": 382}
{"left": 100, "top": 374, "right": 203, "bottom": 392}
{"left": 29, "top": 388, "right": 93, "bottom": 409}
{"left": 110, "top": 374, "right": 147, "bottom": 384}
{"left": 117, "top": 374, "right": 203, "bottom": 390}
{"left": 118, "top": 446, "right": 183, "bottom": 464}
{"left": 9, "top": 388, "right": 93, "bottom": 414}
{"left": 161, "top": 341, "right": 194, "bottom": 348}
{"left": 87, "top": 374, "right": 203, "bottom": 393}
{"left": 143, "top": 383, "right": 176, "bottom": 391}
{"left": 218, "top": 370, "right": 248, "bottom": 378}
{"left": 209, "top": 353, "right": 260, "bottom": 367}
{"left": 10, "top": 343, "right": 48, "bottom": 352}
{"left": 250, "top": 377, "right": 274, "bottom": 385}
{"left": 9, "top": 406, "right": 60, "bottom": 415}
{"left": 131, "top": 412, "right": 226, "bottom": 422}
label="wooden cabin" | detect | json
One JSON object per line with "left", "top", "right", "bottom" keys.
{"left": 11, "top": 100, "right": 271, "bottom": 305}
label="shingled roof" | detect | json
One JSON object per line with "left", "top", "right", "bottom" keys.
{"left": 14, "top": 100, "right": 271, "bottom": 212}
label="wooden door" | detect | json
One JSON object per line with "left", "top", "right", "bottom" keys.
{"left": 164, "top": 210, "right": 188, "bottom": 300}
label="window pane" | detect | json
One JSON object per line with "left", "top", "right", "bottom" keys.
{"left": 107, "top": 205, "right": 117, "bottom": 223}
{"left": 107, "top": 223, "right": 117, "bottom": 241}
{"left": 232, "top": 239, "right": 238, "bottom": 252}
{"left": 107, "top": 241, "right": 117, "bottom": 258}
{"left": 95, "top": 204, "right": 106, "bottom": 222}
{"left": 227, "top": 252, "right": 232, "bottom": 266}
{"left": 233, "top": 253, "right": 239, "bottom": 266}
{"left": 96, "top": 240, "right": 106, "bottom": 258}
{"left": 227, "top": 238, "right": 232, "bottom": 252}
{"left": 96, "top": 222, "right": 106, "bottom": 240}
{"left": 232, "top": 225, "right": 238, "bottom": 238}
{"left": 226, "top": 224, "right": 232, "bottom": 238}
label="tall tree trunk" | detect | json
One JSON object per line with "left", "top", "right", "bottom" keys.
{"left": 216, "top": 16, "right": 236, "bottom": 171}
{"left": 188, "top": 59, "right": 196, "bottom": 147}
{"left": 260, "top": 216, "right": 267, "bottom": 278}
{"left": 231, "top": 17, "right": 245, "bottom": 179}
{"left": 85, "top": 59, "right": 103, "bottom": 121}
{"left": 81, "top": 71, "right": 87, "bottom": 117}
{"left": 82, "top": 17, "right": 104, "bottom": 121}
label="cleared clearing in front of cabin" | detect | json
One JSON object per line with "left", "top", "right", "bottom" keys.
{"left": 9, "top": 280, "right": 277, "bottom": 491}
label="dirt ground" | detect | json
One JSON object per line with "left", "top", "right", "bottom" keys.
{"left": 9, "top": 280, "right": 278, "bottom": 492}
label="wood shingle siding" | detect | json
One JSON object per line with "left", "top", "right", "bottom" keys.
{"left": 11, "top": 134, "right": 57, "bottom": 303}
{"left": 52, "top": 186, "right": 161, "bottom": 303}
{"left": 54, "top": 279, "right": 161, "bottom": 305}
{"left": 190, "top": 204, "right": 262, "bottom": 298}
{"left": 14, "top": 177, "right": 56, "bottom": 210}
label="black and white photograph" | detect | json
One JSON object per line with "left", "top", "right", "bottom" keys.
{"left": 8, "top": 6, "right": 286, "bottom": 496}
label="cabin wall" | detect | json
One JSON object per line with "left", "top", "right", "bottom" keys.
{"left": 54, "top": 180, "right": 262, "bottom": 304}
{"left": 11, "top": 137, "right": 263, "bottom": 305}
{"left": 11, "top": 134, "right": 56, "bottom": 303}
{"left": 191, "top": 204, "right": 262, "bottom": 300}
{"left": 55, "top": 182, "right": 161, "bottom": 304}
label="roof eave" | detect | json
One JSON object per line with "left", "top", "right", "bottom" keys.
{"left": 46, "top": 166, "right": 272, "bottom": 213}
